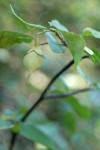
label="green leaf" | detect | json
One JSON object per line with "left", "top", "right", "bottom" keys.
{"left": 49, "top": 20, "right": 68, "bottom": 32}
{"left": 10, "top": 5, "right": 46, "bottom": 30}
{"left": 67, "top": 97, "right": 91, "bottom": 119}
{"left": 38, "top": 123, "right": 68, "bottom": 150}
{"left": 61, "top": 111, "right": 76, "bottom": 132}
{"left": 0, "top": 119, "right": 14, "bottom": 130}
{"left": 0, "top": 31, "right": 33, "bottom": 48}
{"left": 77, "top": 65, "right": 89, "bottom": 81}
{"left": 20, "top": 122, "right": 68, "bottom": 150}
{"left": 45, "top": 32, "right": 65, "bottom": 53}
{"left": 62, "top": 32, "right": 85, "bottom": 67}
{"left": 84, "top": 46, "right": 94, "bottom": 55}
{"left": 26, "top": 110, "right": 48, "bottom": 125}
{"left": 89, "top": 48, "right": 100, "bottom": 64}
{"left": 50, "top": 77, "right": 69, "bottom": 94}
{"left": 0, "top": 109, "right": 23, "bottom": 122}
{"left": 0, "top": 145, "right": 8, "bottom": 150}
{"left": 82, "top": 28, "right": 100, "bottom": 38}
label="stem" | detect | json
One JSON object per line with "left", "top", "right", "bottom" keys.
{"left": 45, "top": 88, "right": 93, "bottom": 99}
{"left": 40, "top": 42, "right": 65, "bottom": 46}
{"left": 40, "top": 42, "right": 48, "bottom": 45}
{"left": 21, "top": 59, "right": 74, "bottom": 121}
{"left": 9, "top": 134, "right": 17, "bottom": 150}
{"left": 50, "top": 28, "right": 67, "bottom": 46}
{"left": 9, "top": 55, "right": 88, "bottom": 150}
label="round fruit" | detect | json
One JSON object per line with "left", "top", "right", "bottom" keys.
{"left": 23, "top": 46, "right": 44, "bottom": 74}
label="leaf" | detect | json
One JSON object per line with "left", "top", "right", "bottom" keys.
{"left": 67, "top": 97, "right": 91, "bottom": 119}
{"left": 0, "top": 145, "right": 8, "bottom": 150}
{"left": 62, "top": 32, "right": 85, "bottom": 67}
{"left": 49, "top": 20, "right": 68, "bottom": 32}
{"left": 84, "top": 46, "right": 94, "bottom": 55}
{"left": 10, "top": 5, "right": 46, "bottom": 30}
{"left": 61, "top": 111, "right": 76, "bottom": 132}
{"left": 50, "top": 77, "right": 69, "bottom": 94}
{"left": 0, "top": 119, "right": 14, "bottom": 130}
{"left": 0, "top": 31, "right": 33, "bottom": 48}
{"left": 20, "top": 122, "right": 68, "bottom": 150}
{"left": 0, "top": 109, "right": 23, "bottom": 122}
{"left": 82, "top": 27, "right": 100, "bottom": 38}
{"left": 38, "top": 123, "right": 68, "bottom": 150}
{"left": 77, "top": 65, "right": 90, "bottom": 81}
{"left": 26, "top": 110, "right": 48, "bottom": 125}
{"left": 45, "top": 32, "right": 65, "bottom": 53}
{"left": 89, "top": 48, "right": 100, "bottom": 64}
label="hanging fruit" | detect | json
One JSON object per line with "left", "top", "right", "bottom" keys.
{"left": 23, "top": 45, "right": 44, "bottom": 74}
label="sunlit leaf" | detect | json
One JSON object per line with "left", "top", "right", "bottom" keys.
{"left": 45, "top": 32, "right": 65, "bottom": 53}
{"left": 20, "top": 122, "right": 68, "bottom": 150}
{"left": 89, "top": 48, "right": 100, "bottom": 64}
{"left": 62, "top": 32, "right": 85, "bottom": 67}
{"left": 10, "top": 5, "right": 46, "bottom": 30}
{"left": 48, "top": 20, "right": 68, "bottom": 32}
{"left": 84, "top": 46, "right": 94, "bottom": 55}
{"left": 82, "top": 28, "right": 100, "bottom": 38}
{"left": 50, "top": 77, "right": 69, "bottom": 94}
{"left": 0, "top": 31, "right": 33, "bottom": 48}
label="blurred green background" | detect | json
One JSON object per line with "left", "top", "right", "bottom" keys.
{"left": 0, "top": 0, "right": 100, "bottom": 150}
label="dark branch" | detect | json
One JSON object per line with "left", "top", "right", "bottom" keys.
{"left": 21, "top": 59, "right": 74, "bottom": 121}
{"left": 40, "top": 28, "right": 67, "bottom": 46}
{"left": 40, "top": 42, "right": 48, "bottom": 45}
{"left": 9, "top": 55, "right": 89, "bottom": 150}
{"left": 50, "top": 28, "right": 67, "bottom": 46}
{"left": 45, "top": 87, "right": 93, "bottom": 99}
{"left": 40, "top": 42, "right": 66, "bottom": 46}
{"left": 9, "top": 134, "right": 17, "bottom": 150}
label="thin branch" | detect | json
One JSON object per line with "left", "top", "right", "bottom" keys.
{"left": 40, "top": 42, "right": 48, "bottom": 45}
{"left": 21, "top": 59, "right": 75, "bottom": 121}
{"left": 39, "top": 28, "right": 67, "bottom": 46}
{"left": 9, "top": 55, "right": 89, "bottom": 150}
{"left": 40, "top": 42, "right": 66, "bottom": 46}
{"left": 50, "top": 28, "right": 67, "bottom": 46}
{"left": 9, "top": 134, "right": 17, "bottom": 150}
{"left": 45, "top": 87, "right": 93, "bottom": 99}
{"left": 21, "top": 56, "right": 88, "bottom": 121}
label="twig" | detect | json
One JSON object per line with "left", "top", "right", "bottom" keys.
{"left": 40, "top": 42, "right": 66, "bottom": 46}
{"left": 45, "top": 87, "right": 93, "bottom": 99}
{"left": 39, "top": 28, "right": 67, "bottom": 46}
{"left": 50, "top": 28, "right": 67, "bottom": 46}
{"left": 21, "top": 55, "right": 89, "bottom": 121}
{"left": 40, "top": 42, "right": 48, "bottom": 45}
{"left": 21, "top": 60, "right": 76, "bottom": 121}
{"left": 9, "top": 55, "right": 89, "bottom": 150}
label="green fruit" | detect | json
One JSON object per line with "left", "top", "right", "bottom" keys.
{"left": 23, "top": 46, "right": 44, "bottom": 74}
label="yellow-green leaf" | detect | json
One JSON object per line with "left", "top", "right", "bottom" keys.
{"left": 62, "top": 32, "right": 86, "bottom": 67}
{"left": 0, "top": 31, "right": 33, "bottom": 48}
{"left": 10, "top": 5, "right": 46, "bottom": 30}
{"left": 82, "top": 27, "right": 100, "bottom": 39}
